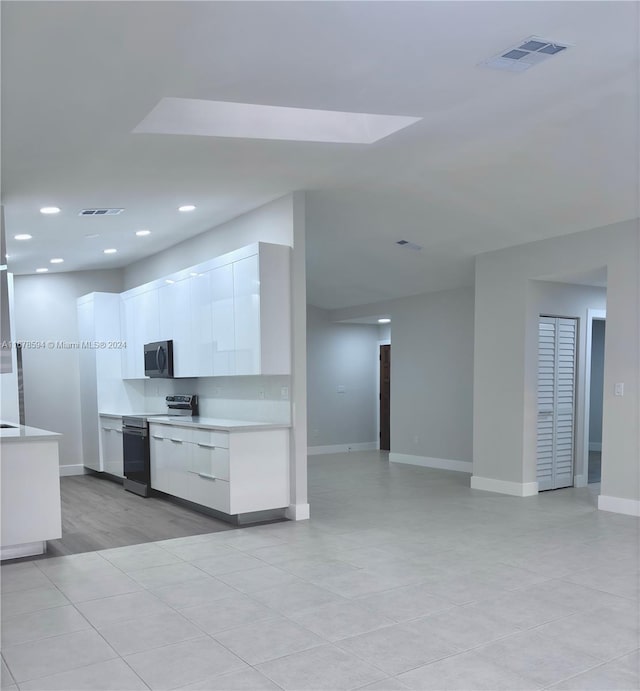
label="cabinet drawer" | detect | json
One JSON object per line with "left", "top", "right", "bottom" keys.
{"left": 190, "top": 443, "right": 229, "bottom": 481}
{"left": 186, "top": 473, "right": 230, "bottom": 513}
{"left": 189, "top": 428, "right": 229, "bottom": 449}
{"left": 149, "top": 426, "right": 190, "bottom": 443}
{"left": 100, "top": 418, "right": 122, "bottom": 432}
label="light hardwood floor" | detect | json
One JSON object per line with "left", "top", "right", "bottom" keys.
{"left": 35, "top": 474, "right": 235, "bottom": 559}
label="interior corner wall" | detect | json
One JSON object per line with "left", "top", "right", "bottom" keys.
{"left": 306, "top": 305, "right": 379, "bottom": 449}
{"left": 390, "top": 287, "right": 474, "bottom": 463}
{"left": 12, "top": 270, "right": 124, "bottom": 466}
{"left": 473, "top": 219, "right": 639, "bottom": 506}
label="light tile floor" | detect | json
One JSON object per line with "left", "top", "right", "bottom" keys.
{"left": 1, "top": 451, "right": 639, "bottom": 690}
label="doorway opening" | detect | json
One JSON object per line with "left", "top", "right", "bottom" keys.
{"left": 379, "top": 344, "right": 390, "bottom": 451}
{"left": 586, "top": 312, "right": 606, "bottom": 486}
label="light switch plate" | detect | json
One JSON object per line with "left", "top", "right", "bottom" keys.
{"left": 337, "top": 385, "right": 346, "bottom": 394}
{"left": 615, "top": 382, "right": 624, "bottom": 396}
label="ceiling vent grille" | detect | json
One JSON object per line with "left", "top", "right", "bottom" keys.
{"left": 396, "top": 240, "right": 422, "bottom": 251}
{"left": 480, "top": 36, "right": 570, "bottom": 72}
{"left": 79, "top": 208, "right": 124, "bottom": 216}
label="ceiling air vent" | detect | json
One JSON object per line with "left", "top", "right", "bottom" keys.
{"left": 79, "top": 208, "right": 124, "bottom": 216}
{"left": 479, "top": 36, "right": 570, "bottom": 73}
{"left": 396, "top": 240, "right": 422, "bottom": 251}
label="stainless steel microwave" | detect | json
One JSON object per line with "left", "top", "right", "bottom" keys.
{"left": 144, "top": 340, "right": 174, "bottom": 378}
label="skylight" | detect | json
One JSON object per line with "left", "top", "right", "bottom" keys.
{"left": 133, "top": 98, "right": 421, "bottom": 144}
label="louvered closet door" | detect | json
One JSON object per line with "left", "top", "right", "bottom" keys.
{"left": 537, "top": 317, "right": 577, "bottom": 491}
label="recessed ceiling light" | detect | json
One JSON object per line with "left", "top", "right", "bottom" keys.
{"left": 85, "top": 233, "right": 100, "bottom": 239}
{"left": 15, "top": 234, "right": 32, "bottom": 240}
{"left": 165, "top": 279, "right": 175, "bottom": 284}
{"left": 378, "top": 318, "right": 391, "bottom": 324}
{"left": 134, "top": 98, "right": 422, "bottom": 144}
{"left": 36, "top": 268, "right": 48, "bottom": 273}
{"left": 178, "top": 205, "right": 196, "bottom": 212}
{"left": 50, "top": 258, "right": 64, "bottom": 264}
{"left": 136, "top": 229, "right": 151, "bottom": 236}
{"left": 40, "top": 206, "right": 60, "bottom": 215}
{"left": 189, "top": 272, "right": 199, "bottom": 277}
{"left": 103, "top": 248, "right": 117, "bottom": 254}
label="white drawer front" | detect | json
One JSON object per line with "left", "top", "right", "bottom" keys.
{"left": 187, "top": 474, "right": 230, "bottom": 513}
{"left": 190, "top": 443, "right": 230, "bottom": 481}
{"left": 189, "top": 428, "right": 229, "bottom": 449}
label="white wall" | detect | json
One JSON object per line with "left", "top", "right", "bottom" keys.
{"left": 13, "top": 270, "right": 124, "bottom": 466}
{"left": 142, "top": 376, "right": 291, "bottom": 424}
{"left": 532, "top": 281, "right": 607, "bottom": 484}
{"left": 473, "top": 219, "right": 639, "bottom": 511}
{"left": 327, "top": 287, "right": 475, "bottom": 468}
{"left": 307, "top": 305, "right": 378, "bottom": 449}
{"left": 589, "top": 319, "right": 605, "bottom": 447}
{"left": 390, "top": 287, "right": 474, "bottom": 465}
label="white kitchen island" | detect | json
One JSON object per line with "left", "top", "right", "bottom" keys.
{"left": 0, "top": 422, "right": 62, "bottom": 560}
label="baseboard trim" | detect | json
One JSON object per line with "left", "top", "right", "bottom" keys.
{"left": 589, "top": 442, "right": 602, "bottom": 452}
{"left": 471, "top": 476, "right": 539, "bottom": 497}
{"left": 59, "top": 464, "right": 87, "bottom": 477}
{"left": 308, "top": 442, "right": 377, "bottom": 456}
{"left": 598, "top": 495, "right": 640, "bottom": 517}
{"left": 286, "top": 503, "right": 310, "bottom": 521}
{"left": 389, "top": 453, "right": 472, "bottom": 474}
{"left": 574, "top": 474, "right": 587, "bottom": 488}
{"left": 1, "top": 541, "right": 46, "bottom": 560}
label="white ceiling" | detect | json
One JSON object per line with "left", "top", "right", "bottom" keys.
{"left": 2, "top": 1, "right": 637, "bottom": 309}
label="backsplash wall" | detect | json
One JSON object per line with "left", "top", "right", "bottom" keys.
{"left": 143, "top": 375, "right": 291, "bottom": 423}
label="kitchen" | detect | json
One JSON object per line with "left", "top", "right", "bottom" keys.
{"left": 1, "top": 195, "right": 310, "bottom": 562}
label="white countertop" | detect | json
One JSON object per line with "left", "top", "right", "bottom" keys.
{"left": 0, "top": 421, "right": 62, "bottom": 443}
{"left": 99, "top": 412, "right": 165, "bottom": 419}
{"left": 147, "top": 416, "right": 291, "bottom": 432}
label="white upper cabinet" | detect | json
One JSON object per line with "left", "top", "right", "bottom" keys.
{"left": 158, "top": 278, "right": 193, "bottom": 377}
{"left": 121, "top": 287, "right": 160, "bottom": 379}
{"left": 119, "top": 242, "right": 291, "bottom": 379}
{"left": 240, "top": 244, "right": 291, "bottom": 375}
{"left": 190, "top": 271, "right": 214, "bottom": 377}
{"left": 233, "top": 254, "right": 261, "bottom": 375}
{"left": 210, "top": 263, "right": 235, "bottom": 376}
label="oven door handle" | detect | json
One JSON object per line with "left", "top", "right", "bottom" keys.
{"left": 123, "top": 428, "right": 148, "bottom": 438}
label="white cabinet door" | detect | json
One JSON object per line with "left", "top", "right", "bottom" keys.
{"left": 159, "top": 279, "right": 193, "bottom": 377}
{"left": 140, "top": 289, "right": 160, "bottom": 348}
{"left": 210, "top": 264, "right": 235, "bottom": 376}
{"left": 100, "top": 420, "right": 124, "bottom": 478}
{"left": 150, "top": 430, "right": 171, "bottom": 494}
{"left": 120, "top": 296, "right": 137, "bottom": 379}
{"left": 150, "top": 425, "right": 189, "bottom": 499}
{"left": 121, "top": 289, "right": 160, "bottom": 379}
{"left": 190, "top": 272, "right": 213, "bottom": 377}
{"left": 233, "top": 255, "right": 260, "bottom": 375}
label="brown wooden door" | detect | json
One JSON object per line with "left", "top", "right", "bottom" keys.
{"left": 380, "top": 345, "right": 391, "bottom": 450}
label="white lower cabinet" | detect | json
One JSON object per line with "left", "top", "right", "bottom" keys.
{"left": 149, "top": 422, "right": 288, "bottom": 516}
{"left": 99, "top": 416, "right": 124, "bottom": 477}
